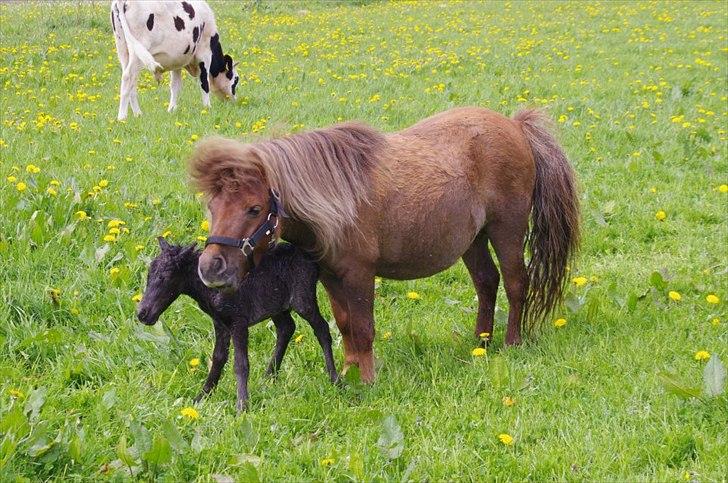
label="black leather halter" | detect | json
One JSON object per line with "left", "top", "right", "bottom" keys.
{"left": 204, "top": 189, "right": 283, "bottom": 269}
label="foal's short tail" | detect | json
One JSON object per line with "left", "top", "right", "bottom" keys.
{"left": 514, "top": 109, "right": 580, "bottom": 335}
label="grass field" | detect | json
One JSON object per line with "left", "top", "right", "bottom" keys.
{"left": 1, "top": 0, "right": 727, "bottom": 480}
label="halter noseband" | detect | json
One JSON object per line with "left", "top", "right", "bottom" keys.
{"left": 204, "top": 189, "right": 283, "bottom": 269}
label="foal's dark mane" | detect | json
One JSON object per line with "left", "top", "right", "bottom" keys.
{"left": 188, "top": 123, "right": 386, "bottom": 256}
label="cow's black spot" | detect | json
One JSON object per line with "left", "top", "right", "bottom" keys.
{"left": 199, "top": 62, "right": 209, "bottom": 93}
{"left": 192, "top": 26, "right": 199, "bottom": 43}
{"left": 231, "top": 76, "right": 239, "bottom": 96}
{"left": 209, "top": 33, "right": 225, "bottom": 77}
{"left": 181, "top": 1, "right": 195, "bottom": 19}
{"left": 183, "top": 44, "right": 190, "bottom": 55}
{"left": 111, "top": 9, "right": 116, "bottom": 31}
{"left": 146, "top": 13, "right": 154, "bottom": 31}
{"left": 174, "top": 16, "right": 185, "bottom": 31}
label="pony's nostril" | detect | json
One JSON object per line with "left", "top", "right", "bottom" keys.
{"left": 211, "top": 255, "right": 226, "bottom": 274}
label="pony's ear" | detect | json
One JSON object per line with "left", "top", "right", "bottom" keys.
{"left": 224, "top": 54, "right": 233, "bottom": 72}
{"left": 157, "top": 236, "right": 170, "bottom": 251}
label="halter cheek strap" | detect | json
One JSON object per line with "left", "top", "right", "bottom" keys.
{"left": 204, "top": 189, "right": 283, "bottom": 269}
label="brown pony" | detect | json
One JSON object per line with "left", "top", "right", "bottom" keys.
{"left": 189, "top": 107, "right": 580, "bottom": 382}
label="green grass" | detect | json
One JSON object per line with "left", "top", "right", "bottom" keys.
{"left": 1, "top": 0, "right": 727, "bottom": 480}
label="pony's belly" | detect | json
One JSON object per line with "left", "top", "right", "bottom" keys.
{"left": 374, "top": 234, "right": 475, "bottom": 280}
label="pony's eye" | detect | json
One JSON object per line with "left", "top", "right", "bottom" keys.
{"left": 248, "top": 206, "right": 262, "bottom": 217}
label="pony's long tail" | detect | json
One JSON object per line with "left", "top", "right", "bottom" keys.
{"left": 113, "top": 0, "right": 162, "bottom": 73}
{"left": 514, "top": 109, "right": 580, "bottom": 335}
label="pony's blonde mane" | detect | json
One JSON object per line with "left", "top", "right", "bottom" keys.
{"left": 189, "top": 122, "right": 385, "bottom": 256}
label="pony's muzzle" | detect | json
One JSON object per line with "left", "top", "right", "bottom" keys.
{"left": 198, "top": 248, "right": 238, "bottom": 289}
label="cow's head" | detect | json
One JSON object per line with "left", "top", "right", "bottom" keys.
{"left": 211, "top": 54, "right": 239, "bottom": 101}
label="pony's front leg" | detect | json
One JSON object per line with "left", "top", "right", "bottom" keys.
{"left": 321, "top": 270, "right": 376, "bottom": 383}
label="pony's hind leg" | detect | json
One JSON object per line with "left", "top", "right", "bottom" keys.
{"left": 462, "top": 232, "right": 500, "bottom": 346}
{"left": 486, "top": 216, "right": 529, "bottom": 346}
{"left": 266, "top": 312, "right": 296, "bottom": 376}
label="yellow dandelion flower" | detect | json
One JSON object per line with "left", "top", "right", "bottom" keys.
{"left": 107, "top": 219, "right": 125, "bottom": 228}
{"left": 572, "top": 277, "right": 588, "bottom": 287}
{"left": 694, "top": 350, "right": 710, "bottom": 362}
{"left": 16, "top": 182, "right": 27, "bottom": 192}
{"left": 705, "top": 294, "right": 720, "bottom": 304}
{"left": 161, "top": 230, "right": 172, "bottom": 238}
{"left": 710, "top": 318, "right": 720, "bottom": 327}
{"left": 103, "top": 234, "right": 116, "bottom": 242}
{"left": 719, "top": 184, "right": 728, "bottom": 193}
{"left": 108, "top": 227, "right": 120, "bottom": 235}
{"left": 200, "top": 220, "right": 209, "bottom": 232}
{"left": 554, "top": 318, "right": 567, "bottom": 328}
{"left": 655, "top": 210, "right": 667, "bottom": 221}
{"left": 46, "top": 187, "right": 57, "bottom": 196}
{"left": 7, "top": 175, "right": 17, "bottom": 183}
{"left": 471, "top": 347, "right": 487, "bottom": 357}
{"left": 295, "top": 334, "right": 304, "bottom": 343}
{"left": 668, "top": 291, "right": 681, "bottom": 302}
{"left": 189, "top": 358, "right": 201, "bottom": 368}
{"left": 131, "top": 294, "right": 142, "bottom": 303}
{"left": 49, "top": 179, "right": 60, "bottom": 186}
{"left": 197, "top": 236, "right": 208, "bottom": 242}
{"left": 320, "top": 458, "right": 335, "bottom": 467}
{"left": 498, "top": 433, "right": 514, "bottom": 446}
{"left": 26, "top": 164, "right": 40, "bottom": 174}
{"left": 75, "top": 210, "right": 89, "bottom": 221}
{"left": 109, "top": 267, "right": 120, "bottom": 277}
{"left": 180, "top": 407, "right": 200, "bottom": 420}
{"left": 479, "top": 332, "right": 490, "bottom": 339}
{"left": 8, "top": 389, "right": 24, "bottom": 399}
{"left": 134, "top": 244, "right": 145, "bottom": 251}
{"left": 382, "top": 331, "right": 393, "bottom": 341}
{"left": 406, "top": 291, "right": 421, "bottom": 300}
{"left": 502, "top": 396, "right": 515, "bottom": 407}
{"left": 98, "top": 179, "right": 109, "bottom": 188}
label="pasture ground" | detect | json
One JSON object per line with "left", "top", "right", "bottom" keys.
{"left": 0, "top": 1, "right": 726, "bottom": 480}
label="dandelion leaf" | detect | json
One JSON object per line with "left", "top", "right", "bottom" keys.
{"left": 703, "top": 355, "right": 726, "bottom": 397}
{"left": 657, "top": 371, "right": 702, "bottom": 399}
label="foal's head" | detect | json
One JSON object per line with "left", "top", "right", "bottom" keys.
{"left": 137, "top": 238, "right": 198, "bottom": 325}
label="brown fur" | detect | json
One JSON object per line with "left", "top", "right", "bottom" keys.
{"left": 190, "top": 107, "right": 580, "bottom": 382}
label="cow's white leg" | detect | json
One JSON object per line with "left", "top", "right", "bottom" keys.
{"left": 130, "top": 73, "right": 142, "bottom": 117}
{"left": 118, "top": 69, "right": 132, "bottom": 121}
{"left": 168, "top": 69, "right": 182, "bottom": 112}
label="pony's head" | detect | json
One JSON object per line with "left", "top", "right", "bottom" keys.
{"left": 137, "top": 238, "right": 197, "bottom": 325}
{"left": 189, "top": 125, "right": 384, "bottom": 290}
{"left": 190, "top": 139, "right": 280, "bottom": 289}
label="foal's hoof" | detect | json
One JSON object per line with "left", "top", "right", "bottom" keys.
{"left": 193, "top": 392, "right": 207, "bottom": 404}
{"left": 236, "top": 399, "right": 248, "bottom": 414}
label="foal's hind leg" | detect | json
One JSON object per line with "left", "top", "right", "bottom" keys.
{"left": 298, "top": 303, "right": 339, "bottom": 384}
{"left": 462, "top": 232, "right": 500, "bottom": 346}
{"left": 486, "top": 216, "right": 529, "bottom": 346}
{"left": 266, "top": 312, "right": 296, "bottom": 376}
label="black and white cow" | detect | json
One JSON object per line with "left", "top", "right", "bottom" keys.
{"left": 111, "top": 0, "right": 240, "bottom": 120}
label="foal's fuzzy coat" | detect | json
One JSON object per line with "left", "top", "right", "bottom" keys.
{"left": 137, "top": 238, "right": 337, "bottom": 410}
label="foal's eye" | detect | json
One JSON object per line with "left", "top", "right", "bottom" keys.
{"left": 248, "top": 206, "right": 262, "bottom": 217}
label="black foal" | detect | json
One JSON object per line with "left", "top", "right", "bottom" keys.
{"left": 137, "top": 237, "right": 338, "bottom": 411}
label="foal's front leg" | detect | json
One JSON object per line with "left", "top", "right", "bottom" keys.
{"left": 194, "top": 319, "right": 230, "bottom": 402}
{"left": 265, "top": 312, "right": 296, "bottom": 377}
{"left": 230, "top": 322, "right": 250, "bottom": 412}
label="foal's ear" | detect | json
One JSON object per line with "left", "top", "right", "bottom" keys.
{"left": 180, "top": 244, "right": 196, "bottom": 257}
{"left": 157, "top": 236, "right": 171, "bottom": 251}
